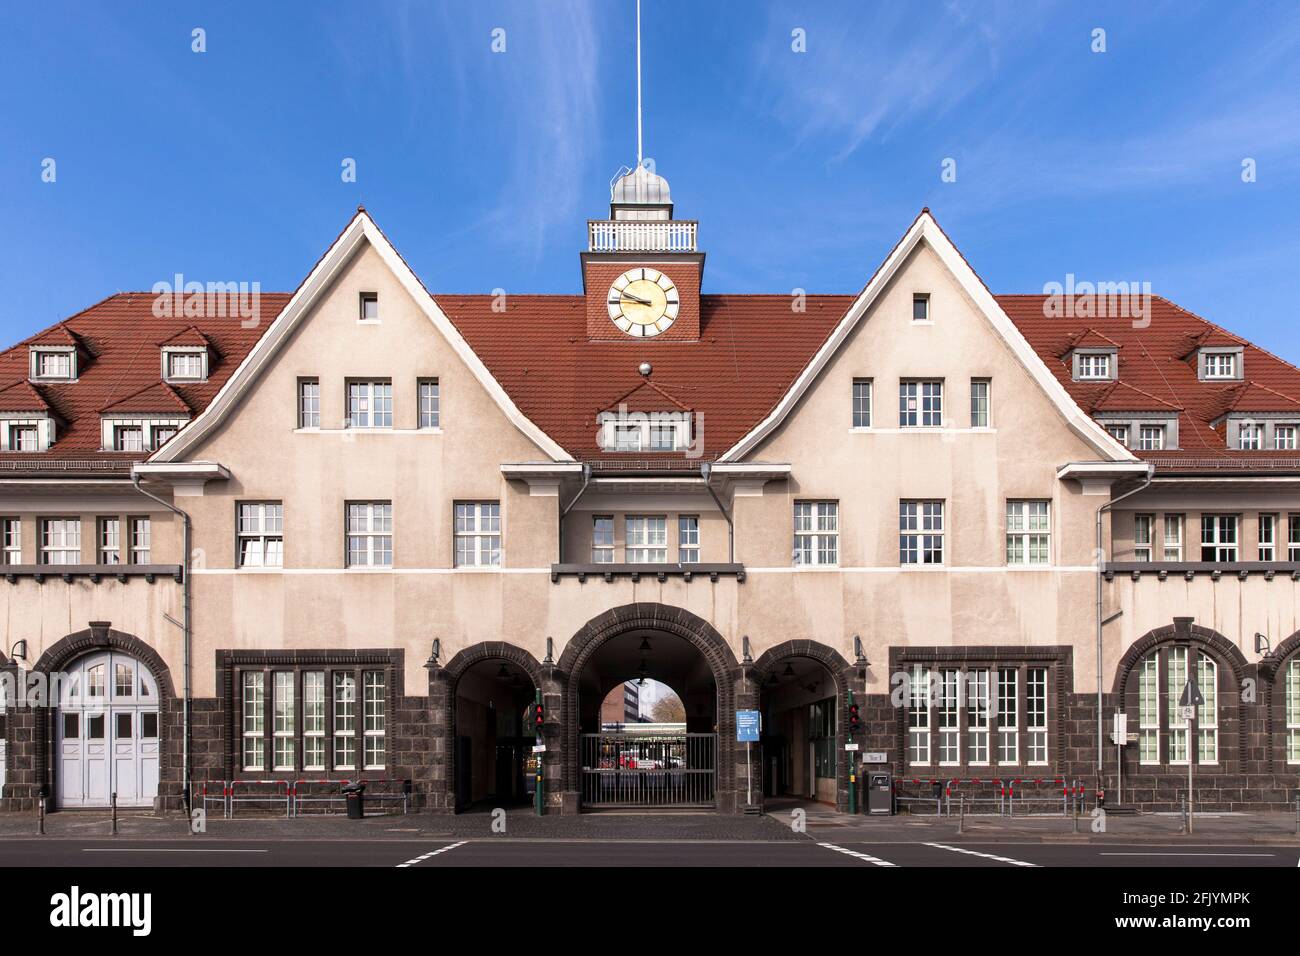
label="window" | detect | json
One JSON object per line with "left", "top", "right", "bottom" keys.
{"left": 1006, "top": 500, "right": 1050, "bottom": 565}
{"left": 454, "top": 501, "right": 501, "bottom": 567}
{"left": 967, "top": 669, "right": 990, "bottom": 765}
{"left": 1163, "top": 515, "right": 1184, "bottom": 561}
{"left": 1133, "top": 514, "right": 1153, "bottom": 562}
{"left": 333, "top": 672, "right": 356, "bottom": 770}
{"left": 936, "top": 669, "right": 960, "bottom": 765}
{"left": 1259, "top": 513, "right": 1277, "bottom": 561}
{"left": 298, "top": 379, "right": 320, "bottom": 429}
{"left": 40, "top": 518, "right": 80, "bottom": 564}
{"left": 1077, "top": 353, "right": 1112, "bottom": 380}
{"left": 1105, "top": 423, "right": 1129, "bottom": 446}
{"left": 613, "top": 422, "right": 642, "bottom": 451}
{"left": 9, "top": 424, "right": 38, "bottom": 451}
{"left": 625, "top": 515, "right": 667, "bottom": 563}
{"left": 1, "top": 518, "right": 19, "bottom": 565}
{"left": 1275, "top": 425, "right": 1298, "bottom": 450}
{"left": 129, "top": 517, "right": 150, "bottom": 564}
{"left": 1239, "top": 423, "right": 1262, "bottom": 450}
{"left": 98, "top": 517, "right": 121, "bottom": 565}
{"left": 811, "top": 698, "right": 837, "bottom": 779}
{"left": 599, "top": 413, "right": 690, "bottom": 452}
{"left": 152, "top": 425, "right": 177, "bottom": 449}
{"left": 678, "top": 515, "right": 700, "bottom": 563}
{"left": 996, "top": 668, "right": 1018, "bottom": 764}
{"left": 166, "top": 351, "right": 204, "bottom": 381}
{"left": 113, "top": 425, "right": 144, "bottom": 452}
{"left": 303, "top": 672, "right": 325, "bottom": 771}
{"left": 1203, "top": 352, "right": 1236, "bottom": 379}
{"left": 1200, "top": 515, "right": 1238, "bottom": 562}
{"left": 648, "top": 422, "right": 677, "bottom": 451}
{"left": 35, "top": 350, "right": 72, "bottom": 378}
{"left": 346, "top": 502, "right": 392, "bottom": 568}
{"left": 970, "top": 379, "right": 990, "bottom": 428}
{"left": 900, "top": 500, "right": 944, "bottom": 565}
{"left": 1287, "top": 661, "right": 1300, "bottom": 764}
{"left": 363, "top": 671, "right": 386, "bottom": 770}
{"left": 907, "top": 666, "right": 930, "bottom": 765}
{"left": 346, "top": 380, "right": 392, "bottom": 428}
{"left": 273, "top": 672, "right": 295, "bottom": 771}
{"left": 900, "top": 381, "right": 943, "bottom": 427}
{"left": 418, "top": 379, "right": 440, "bottom": 429}
{"left": 1138, "top": 646, "right": 1220, "bottom": 766}
{"left": 238, "top": 502, "right": 284, "bottom": 568}
{"left": 242, "top": 672, "right": 265, "bottom": 771}
{"left": 793, "top": 501, "right": 838, "bottom": 566}
{"left": 591, "top": 515, "right": 614, "bottom": 563}
{"left": 1026, "top": 668, "right": 1048, "bottom": 764}
{"left": 359, "top": 292, "right": 379, "bottom": 322}
{"left": 912, "top": 294, "right": 930, "bottom": 322}
{"left": 1137, "top": 425, "right": 1165, "bottom": 451}
{"left": 849, "top": 378, "right": 873, "bottom": 428}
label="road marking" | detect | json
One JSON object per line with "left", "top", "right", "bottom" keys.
{"left": 817, "top": 842, "right": 897, "bottom": 867}
{"left": 82, "top": 848, "right": 268, "bottom": 853}
{"left": 1100, "top": 852, "right": 1274, "bottom": 858}
{"left": 396, "top": 840, "right": 467, "bottom": 868}
{"left": 923, "top": 843, "right": 1039, "bottom": 867}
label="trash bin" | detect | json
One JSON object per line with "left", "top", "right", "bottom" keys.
{"left": 868, "top": 772, "right": 894, "bottom": 815}
{"left": 343, "top": 782, "right": 366, "bottom": 819}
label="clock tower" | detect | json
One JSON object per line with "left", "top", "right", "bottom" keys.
{"left": 582, "top": 163, "right": 704, "bottom": 342}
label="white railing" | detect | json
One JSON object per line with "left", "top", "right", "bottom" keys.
{"left": 588, "top": 220, "right": 697, "bottom": 253}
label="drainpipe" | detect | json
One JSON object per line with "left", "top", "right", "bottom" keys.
{"left": 557, "top": 463, "right": 592, "bottom": 563}
{"left": 699, "top": 462, "right": 734, "bottom": 563}
{"left": 1094, "top": 464, "right": 1154, "bottom": 779}
{"left": 132, "top": 472, "right": 192, "bottom": 814}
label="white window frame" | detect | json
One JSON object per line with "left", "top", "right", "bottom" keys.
{"left": 996, "top": 668, "right": 1018, "bottom": 765}
{"left": 678, "top": 514, "right": 700, "bottom": 563}
{"left": 237, "top": 502, "right": 284, "bottom": 568}
{"left": 1026, "top": 667, "right": 1049, "bottom": 765}
{"left": 1133, "top": 514, "right": 1153, "bottom": 562}
{"left": 1275, "top": 424, "right": 1298, "bottom": 450}
{"left": 242, "top": 671, "right": 265, "bottom": 772}
{"left": 851, "top": 378, "right": 872, "bottom": 428}
{"left": 164, "top": 349, "right": 206, "bottom": 383}
{"left": 363, "top": 670, "right": 386, "bottom": 770}
{"left": 359, "top": 292, "right": 380, "bottom": 323}
{"left": 1162, "top": 514, "right": 1184, "bottom": 561}
{"left": 9, "top": 423, "right": 38, "bottom": 452}
{"left": 39, "top": 517, "right": 80, "bottom": 565}
{"left": 966, "top": 669, "right": 990, "bottom": 766}
{"left": 625, "top": 515, "right": 668, "bottom": 564}
{"left": 1, "top": 517, "right": 20, "bottom": 565}
{"left": 1105, "top": 423, "right": 1129, "bottom": 446}
{"left": 303, "top": 671, "right": 326, "bottom": 771}
{"left": 273, "top": 671, "right": 295, "bottom": 772}
{"left": 1137, "top": 424, "right": 1165, "bottom": 451}
{"left": 454, "top": 501, "right": 501, "bottom": 568}
{"left": 900, "top": 500, "right": 944, "bottom": 565}
{"left": 970, "top": 379, "right": 990, "bottom": 428}
{"left": 912, "top": 293, "right": 930, "bottom": 323}
{"left": 1200, "top": 514, "right": 1238, "bottom": 562}
{"left": 591, "top": 515, "right": 614, "bottom": 564}
{"left": 1239, "top": 422, "right": 1262, "bottom": 450}
{"left": 1286, "top": 661, "right": 1300, "bottom": 765}
{"left": 1138, "top": 655, "right": 1159, "bottom": 765}
{"left": 128, "top": 516, "right": 150, "bottom": 564}
{"left": 298, "top": 379, "right": 320, "bottom": 429}
{"left": 346, "top": 502, "right": 392, "bottom": 568}
{"left": 907, "top": 666, "right": 931, "bottom": 766}
{"left": 33, "top": 348, "right": 75, "bottom": 380}
{"left": 1203, "top": 352, "right": 1237, "bottom": 379}
{"left": 899, "top": 380, "right": 943, "bottom": 427}
{"left": 1006, "top": 500, "right": 1050, "bottom": 565}
{"left": 793, "top": 501, "right": 838, "bottom": 566}
{"left": 333, "top": 672, "right": 356, "bottom": 771}
{"left": 1288, "top": 514, "right": 1300, "bottom": 562}
{"left": 418, "top": 379, "right": 440, "bottom": 429}
{"left": 346, "top": 380, "right": 393, "bottom": 429}
{"left": 936, "top": 669, "right": 960, "bottom": 766}
{"left": 113, "top": 424, "right": 145, "bottom": 452}
{"left": 1076, "top": 353, "right": 1112, "bottom": 380}
{"left": 1259, "top": 513, "right": 1277, "bottom": 562}
{"left": 98, "top": 517, "right": 121, "bottom": 565}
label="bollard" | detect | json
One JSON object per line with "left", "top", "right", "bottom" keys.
{"left": 1073, "top": 803, "right": 1080, "bottom": 834}
{"left": 1180, "top": 794, "right": 1188, "bottom": 835}
{"left": 37, "top": 797, "right": 45, "bottom": 836}
{"left": 111, "top": 791, "right": 117, "bottom": 836}
{"left": 957, "top": 795, "right": 965, "bottom": 834}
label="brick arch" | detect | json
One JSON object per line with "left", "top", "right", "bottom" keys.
{"left": 436, "top": 641, "right": 544, "bottom": 813}
{"left": 1260, "top": 629, "right": 1300, "bottom": 680}
{"left": 30, "top": 621, "right": 177, "bottom": 805}
{"left": 558, "top": 603, "right": 740, "bottom": 805}
{"left": 1259, "top": 629, "right": 1300, "bottom": 772}
{"left": 1111, "top": 617, "right": 1248, "bottom": 773}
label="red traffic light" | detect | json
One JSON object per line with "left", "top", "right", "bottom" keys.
{"left": 533, "top": 703, "right": 544, "bottom": 728}
{"left": 849, "top": 703, "right": 860, "bottom": 731}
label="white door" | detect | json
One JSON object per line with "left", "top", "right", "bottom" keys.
{"left": 57, "top": 652, "right": 160, "bottom": 808}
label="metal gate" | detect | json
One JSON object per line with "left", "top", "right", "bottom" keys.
{"left": 580, "top": 732, "right": 716, "bottom": 808}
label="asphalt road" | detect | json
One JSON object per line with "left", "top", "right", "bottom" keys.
{"left": 0, "top": 838, "right": 1294, "bottom": 867}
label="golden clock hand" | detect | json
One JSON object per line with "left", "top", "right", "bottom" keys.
{"left": 621, "top": 292, "right": 654, "bottom": 306}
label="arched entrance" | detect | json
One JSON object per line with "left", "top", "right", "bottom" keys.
{"left": 751, "top": 641, "right": 853, "bottom": 811}
{"left": 57, "top": 650, "right": 161, "bottom": 808}
{"left": 443, "top": 645, "right": 544, "bottom": 813}
{"left": 560, "top": 604, "right": 739, "bottom": 812}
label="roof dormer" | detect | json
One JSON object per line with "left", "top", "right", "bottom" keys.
{"left": 1180, "top": 328, "right": 1245, "bottom": 381}
{"left": 0, "top": 380, "right": 61, "bottom": 451}
{"left": 158, "top": 326, "right": 213, "bottom": 384}
{"left": 28, "top": 323, "right": 88, "bottom": 382}
{"left": 1066, "top": 329, "right": 1120, "bottom": 382}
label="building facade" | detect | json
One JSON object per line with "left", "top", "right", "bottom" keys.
{"left": 2, "top": 168, "right": 1299, "bottom": 814}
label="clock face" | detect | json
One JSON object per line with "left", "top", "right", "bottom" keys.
{"left": 607, "top": 268, "right": 679, "bottom": 337}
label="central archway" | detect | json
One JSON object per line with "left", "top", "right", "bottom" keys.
{"left": 558, "top": 604, "right": 740, "bottom": 813}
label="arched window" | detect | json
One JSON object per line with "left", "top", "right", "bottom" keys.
{"left": 1286, "top": 660, "right": 1300, "bottom": 765}
{"left": 1135, "top": 645, "right": 1218, "bottom": 766}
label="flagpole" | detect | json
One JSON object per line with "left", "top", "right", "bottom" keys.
{"left": 636, "top": 0, "right": 643, "bottom": 166}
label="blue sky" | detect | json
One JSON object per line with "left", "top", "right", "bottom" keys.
{"left": 3, "top": 1, "right": 1300, "bottom": 357}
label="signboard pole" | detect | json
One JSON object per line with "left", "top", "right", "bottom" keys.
{"left": 736, "top": 709, "right": 761, "bottom": 809}
{"left": 847, "top": 690, "right": 857, "bottom": 815}
{"left": 1178, "top": 675, "right": 1203, "bottom": 835}
{"left": 746, "top": 741, "right": 752, "bottom": 809}
{"left": 1187, "top": 705, "right": 1195, "bottom": 834}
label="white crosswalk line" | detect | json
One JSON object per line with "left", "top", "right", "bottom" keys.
{"left": 817, "top": 842, "right": 898, "bottom": 867}
{"left": 396, "top": 840, "right": 467, "bottom": 867}
{"left": 923, "top": 842, "right": 1039, "bottom": 867}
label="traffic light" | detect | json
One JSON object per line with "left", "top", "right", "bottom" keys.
{"left": 848, "top": 702, "right": 861, "bottom": 735}
{"left": 533, "top": 702, "right": 544, "bottom": 734}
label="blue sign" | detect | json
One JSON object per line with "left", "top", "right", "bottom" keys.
{"left": 736, "top": 710, "right": 761, "bottom": 742}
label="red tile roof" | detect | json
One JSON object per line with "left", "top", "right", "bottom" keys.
{"left": 0, "top": 292, "right": 291, "bottom": 462}
{"left": 5, "top": 283, "right": 1300, "bottom": 474}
